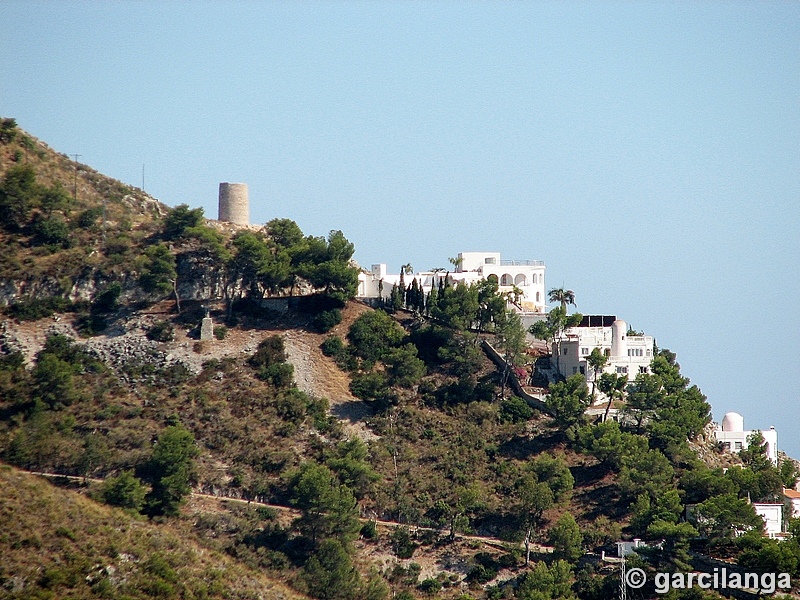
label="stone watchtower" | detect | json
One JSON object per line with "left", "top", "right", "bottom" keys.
{"left": 218, "top": 182, "right": 249, "bottom": 225}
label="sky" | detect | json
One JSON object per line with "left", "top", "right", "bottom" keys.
{"left": 2, "top": 2, "right": 799, "bottom": 455}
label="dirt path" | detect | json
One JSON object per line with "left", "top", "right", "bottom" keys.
{"left": 281, "top": 302, "right": 377, "bottom": 441}
{"left": 23, "top": 469, "right": 538, "bottom": 552}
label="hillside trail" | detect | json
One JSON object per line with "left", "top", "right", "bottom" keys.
{"left": 22, "top": 470, "right": 547, "bottom": 556}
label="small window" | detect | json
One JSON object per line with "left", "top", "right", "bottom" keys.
{"left": 616, "top": 366, "right": 628, "bottom": 374}
{"left": 735, "top": 441, "right": 743, "bottom": 450}
{"left": 485, "top": 257, "right": 496, "bottom": 264}
{"left": 572, "top": 367, "right": 578, "bottom": 374}
{"left": 723, "top": 442, "right": 731, "bottom": 451}
{"left": 639, "top": 366, "right": 648, "bottom": 374}
{"left": 581, "top": 347, "right": 589, "bottom": 356}
{"left": 646, "top": 349, "right": 651, "bottom": 356}
{"left": 579, "top": 366, "right": 585, "bottom": 375}
{"left": 563, "top": 348, "right": 569, "bottom": 355}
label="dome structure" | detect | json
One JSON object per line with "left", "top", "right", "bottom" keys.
{"left": 721, "top": 412, "right": 744, "bottom": 433}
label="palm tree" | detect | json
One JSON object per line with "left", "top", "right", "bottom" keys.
{"left": 548, "top": 288, "right": 576, "bottom": 313}
{"left": 448, "top": 256, "right": 464, "bottom": 272}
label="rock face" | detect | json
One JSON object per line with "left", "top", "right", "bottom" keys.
{"left": 0, "top": 314, "right": 198, "bottom": 380}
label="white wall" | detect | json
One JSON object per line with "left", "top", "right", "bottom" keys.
{"left": 715, "top": 427, "right": 778, "bottom": 464}
{"left": 555, "top": 322, "right": 654, "bottom": 383}
{"left": 358, "top": 252, "right": 547, "bottom": 313}
{"left": 753, "top": 503, "right": 783, "bottom": 537}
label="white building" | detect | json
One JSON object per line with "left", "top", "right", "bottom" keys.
{"left": 554, "top": 315, "right": 655, "bottom": 383}
{"left": 752, "top": 503, "right": 783, "bottom": 538}
{"left": 715, "top": 412, "right": 778, "bottom": 465}
{"left": 357, "top": 251, "right": 547, "bottom": 313}
{"left": 783, "top": 488, "right": 800, "bottom": 520}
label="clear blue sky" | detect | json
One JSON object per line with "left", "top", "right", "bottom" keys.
{"left": 2, "top": 2, "right": 799, "bottom": 455}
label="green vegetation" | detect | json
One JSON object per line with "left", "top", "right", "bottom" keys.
{"left": 2, "top": 120, "right": 798, "bottom": 600}
{"left": 0, "top": 467, "right": 306, "bottom": 600}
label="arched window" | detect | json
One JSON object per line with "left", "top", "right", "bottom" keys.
{"left": 500, "top": 274, "right": 513, "bottom": 286}
{"left": 487, "top": 274, "right": 499, "bottom": 284}
{"left": 536, "top": 292, "right": 540, "bottom": 302}
{"left": 514, "top": 274, "right": 527, "bottom": 286}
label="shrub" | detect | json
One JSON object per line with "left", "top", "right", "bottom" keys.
{"left": 0, "top": 117, "right": 18, "bottom": 143}
{"left": 499, "top": 396, "right": 533, "bottom": 423}
{"left": 76, "top": 206, "right": 103, "bottom": 229}
{"left": 313, "top": 308, "right": 342, "bottom": 333}
{"left": 249, "top": 335, "right": 286, "bottom": 368}
{"left": 32, "top": 215, "right": 71, "bottom": 248}
{"left": 213, "top": 325, "right": 227, "bottom": 340}
{"left": 349, "top": 371, "right": 390, "bottom": 402}
{"left": 466, "top": 564, "right": 497, "bottom": 584}
{"left": 418, "top": 579, "right": 442, "bottom": 595}
{"left": 360, "top": 520, "right": 378, "bottom": 539}
{"left": 321, "top": 335, "right": 345, "bottom": 357}
{"left": 146, "top": 320, "right": 174, "bottom": 342}
{"left": 384, "top": 343, "right": 426, "bottom": 388}
{"left": 390, "top": 526, "right": 417, "bottom": 559}
{"left": 93, "top": 283, "right": 122, "bottom": 314}
{"left": 346, "top": 310, "right": 404, "bottom": 362}
{"left": 100, "top": 470, "right": 147, "bottom": 512}
{"left": 163, "top": 204, "right": 204, "bottom": 239}
{"left": 259, "top": 362, "right": 294, "bottom": 388}
{"left": 0, "top": 164, "right": 37, "bottom": 230}
{"left": 5, "top": 296, "right": 74, "bottom": 321}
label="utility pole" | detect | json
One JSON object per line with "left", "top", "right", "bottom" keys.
{"left": 619, "top": 553, "right": 627, "bottom": 600}
{"left": 70, "top": 154, "right": 82, "bottom": 201}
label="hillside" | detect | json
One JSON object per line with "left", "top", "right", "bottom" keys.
{"left": 0, "top": 465, "right": 305, "bottom": 600}
{"left": 2, "top": 119, "right": 800, "bottom": 600}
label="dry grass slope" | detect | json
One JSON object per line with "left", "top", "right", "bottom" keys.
{"left": 0, "top": 465, "right": 307, "bottom": 600}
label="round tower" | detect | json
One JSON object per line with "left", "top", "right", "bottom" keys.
{"left": 611, "top": 319, "right": 628, "bottom": 358}
{"left": 218, "top": 182, "right": 249, "bottom": 225}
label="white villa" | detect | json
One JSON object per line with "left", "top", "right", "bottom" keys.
{"left": 554, "top": 315, "right": 655, "bottom": 383}
{"left": 715, "top": 411, "right": 778, "bottom": 465}
{"left": 357, "top": 251, "right": 547, "bottom": 313}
